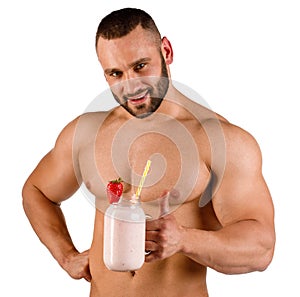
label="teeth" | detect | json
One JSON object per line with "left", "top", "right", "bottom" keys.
{"left": 129, "top": 91, "right": 147, "bottom": 101}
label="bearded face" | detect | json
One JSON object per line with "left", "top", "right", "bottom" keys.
{"left": 111, "top": 54, "right": 169, "bottom": 118}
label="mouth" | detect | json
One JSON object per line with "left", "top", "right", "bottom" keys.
{"left": 126, "top": 90, "right": 149, "bottom": 106}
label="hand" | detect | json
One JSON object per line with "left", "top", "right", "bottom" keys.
{"left": 63, "top": 250, "right": 91, "bottom": 282}
{"left": 145, "top": 214, "right": 185, "bottom": 263}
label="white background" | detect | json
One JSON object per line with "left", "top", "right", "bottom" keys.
{"left": 1, "top": 0, "right": 299, "bottom": 296}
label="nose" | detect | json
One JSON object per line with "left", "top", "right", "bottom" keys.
{"left": 122, "top": 74, "right": 144, "bottom": 97}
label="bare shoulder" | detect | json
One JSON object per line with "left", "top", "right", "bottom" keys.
{"left": 211, "top": 119, "right": 273, "bottom": 226}
{"left": 74, "top": 111, "right": 114, "bottom": 135}
{"left": 197, "top": 113, "right": 267, "bottom": 204}
{"left": 220, "top": 120, "right": 263, "bottom": 170}
{"left": 200, "top": 111, "right": 262, "bottom": 164}
{"left": 181, "top": 97, "right": 262, "bottom": 170}
{"left": 23, "top": 111, "right": 109, "bottom": 204}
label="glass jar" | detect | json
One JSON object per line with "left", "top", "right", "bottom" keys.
{"left": 103, "top": 197, "right": 146, "bottom": 271}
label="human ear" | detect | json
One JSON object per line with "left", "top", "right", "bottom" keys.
{"left": 161, "top": 37, "right": 173, "bottom": 65}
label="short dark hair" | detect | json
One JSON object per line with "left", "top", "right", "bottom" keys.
{"left": 95, "top": 8, "right": 161, "bottom": 47}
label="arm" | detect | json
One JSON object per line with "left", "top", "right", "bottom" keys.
{"left": 184, "top": 125, "right": 275, "bottom": 274}
{"left": 145, "top": 125, "right": 275, "bottom": 274}
{"left": 22, "top": 117, "right": 91, "bottom": 281}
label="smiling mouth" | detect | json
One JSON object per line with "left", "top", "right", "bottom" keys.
{"left": 126, "top": 91, "right": 149, "bottom": 106}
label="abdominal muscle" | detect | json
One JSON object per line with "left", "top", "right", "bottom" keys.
{"left": 88, "top": 207, "right": 209, "bottom": 297}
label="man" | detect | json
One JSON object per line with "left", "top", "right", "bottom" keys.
{"left": 22, "top": 8, "right": 275, "bottom": 297}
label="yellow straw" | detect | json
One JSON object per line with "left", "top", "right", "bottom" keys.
{"left": 136, "top": 160, "right": 152, "bottom": 197}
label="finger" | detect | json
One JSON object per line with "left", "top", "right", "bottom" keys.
{"left": 82, "top": 263, "right": 91, "bottom": 282}
{"left": 84, "top": 274, "right": 92, "bottom": 282}
{"left": 159, "top": 193, "right": 169, "bottom": 217}
{"left": 146, "top": 214, "right": 174, "bottom": 231}
{"left": 145, "top": 230, "right": 159, "bottom": 242}
{"left": 145, "top": 240, "right": 159, "bottom": 253}
{"left": 144, "top": 250, "right": 161, "bottom": 263}
{"left": 146, "top": 219, "right": 162, "bottom": 231}
{"left": 147, "top": 214, "right": 173, "bottom": 228}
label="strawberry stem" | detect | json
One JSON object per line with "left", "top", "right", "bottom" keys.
{"left": 109, "top": 177, "right": 123, "bottom": 183}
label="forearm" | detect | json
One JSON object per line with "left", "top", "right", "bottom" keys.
{"left": 22, "top": 184, "right": 78, "bottom": 269}
{"left": 180, "top": 220, "right": 275, "bottom": 274}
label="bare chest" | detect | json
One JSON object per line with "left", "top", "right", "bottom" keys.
{"left": 77, "top": 115, "right": 210, "bottom": 213}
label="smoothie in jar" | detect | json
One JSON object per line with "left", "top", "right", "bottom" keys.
{"left": 103, "top": 198, "right": 146, "bottom": 271}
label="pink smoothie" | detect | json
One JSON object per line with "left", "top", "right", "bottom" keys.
{"left": 103, "top": 214, "right": 145, "bottom": 271}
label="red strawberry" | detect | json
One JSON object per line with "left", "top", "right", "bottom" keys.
{"left": 106, "top": 177, "right": 123, "bottom": 204}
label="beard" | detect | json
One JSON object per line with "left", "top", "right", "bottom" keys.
{"left": 111, "top": 53, "right": 170, "bottom": 118}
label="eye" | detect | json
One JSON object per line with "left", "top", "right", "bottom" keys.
{"left": 134, "top": 63, "right": 146, "bottom": 71}
{"left": 110, "top": 71, "right": 122, "bottom": 78}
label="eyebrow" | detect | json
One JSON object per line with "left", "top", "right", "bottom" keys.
{"left": 128, "top": 57, "right": 151, "bottom": 68}
{"left": 104, "top": 57, "right": 152, "bottom": 75}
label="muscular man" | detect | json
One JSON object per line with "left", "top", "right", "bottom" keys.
{"left": 22, "top": 8, "right": 275, "bottom": 297}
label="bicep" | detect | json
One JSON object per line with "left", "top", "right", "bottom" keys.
{"left": 212, "top": 126, "right": 274, "bottom": 228}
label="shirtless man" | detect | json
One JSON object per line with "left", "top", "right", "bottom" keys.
{"left": 22, "top": 8, "right": 275, "bottom": 297}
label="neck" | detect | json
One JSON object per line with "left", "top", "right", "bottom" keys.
{"left": 155, "top": 85, "right": 189, "bottom": 118}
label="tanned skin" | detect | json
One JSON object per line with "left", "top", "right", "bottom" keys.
{"left": 23, "top": 25, "right": 275, "bottom": 297}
